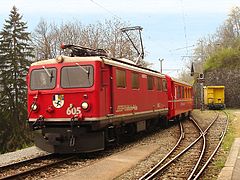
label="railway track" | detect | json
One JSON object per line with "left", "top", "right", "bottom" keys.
{"left": 140, "top": 117, "right": 203, "bottom": 179}
{"left": 0, "top": 128, "right": 171, "bottom": 180}
{"left": 0, "top": 111, "right": 228, "bottom": 180}
{"left": 139, "top": 120, "right": 185, "bottom": 180}
{"left": 191, "top": 111, "right": 228, "bottom": 179}
{"left": 139, "top": 111, "right": 228, "bottom": 180}
{"left": 0, "top": 153, "right": 76, "bottom": 179}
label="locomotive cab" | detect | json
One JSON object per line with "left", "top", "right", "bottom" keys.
{"left": 27, "top": 56, "right": 108, "bottom": 153}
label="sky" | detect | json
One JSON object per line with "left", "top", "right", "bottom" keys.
{"left": 0, "top": 0, "right": 239, "bottom": 77}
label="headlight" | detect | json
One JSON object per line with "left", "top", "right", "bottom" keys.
{"left": 56, "top": 55, "right": 64, "bottom": 63}
{"left": 31, "top": 103, "right": 38, "bottom": 111}
{"left": 81, "top": 102, "right": 89, "bottom": 110}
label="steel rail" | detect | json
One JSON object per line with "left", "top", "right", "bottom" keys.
{"left": 187, "top": 112, "right": 219, "bottom": 179}
{"left": 140, "top": 112, "right": 220, "bottom": 180}
{"left": 0, "top": 155, "right": 76, "bottom": 180}
{"left": 187, "top": 117, "right": 206, "bottom": 179}
{"left": 192, "top": 111, "right": 229, "bottom": 180}
{"left": 139, "top": 121, "right": 184, "bottom": 180}
{"left": 0, "top": 153, "right": 53, "bottom": 170}
{"left": 143, "top": 118, "right": 204, "bottom": 180}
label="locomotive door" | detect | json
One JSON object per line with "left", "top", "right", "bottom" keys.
{"left": 101, "top": 65, "right": 113, "bottom": 115}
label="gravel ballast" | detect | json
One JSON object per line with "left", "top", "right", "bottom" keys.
{"left": 0, "top": 146, "right": 49, "bottom": 167}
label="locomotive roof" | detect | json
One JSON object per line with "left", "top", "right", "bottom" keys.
{"left": 31, "top": 55, "right": 165, "bottom": 78}
{"left": 203, "top": 86, "right": 225, "bottom": 89}
{"left": 30, "top": 56, "right": 103, "bottom": 66}
{"left": 171, "top": 77, "right": 193, "bottom": 87}
{"left": 165, "top": 75, "right": 192, "bottom": 87}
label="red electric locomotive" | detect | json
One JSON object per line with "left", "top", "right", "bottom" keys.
{"left": 27, "top": 44, "right": 193, "bottom": 153}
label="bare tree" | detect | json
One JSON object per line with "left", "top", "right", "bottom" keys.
{"left": 179, "top": 6, "right": 240, "bottom": 81}
{"left": 31, "top": 18, "right": 145, "bottom": 63}
{"left": 32, "top": 19, "right": 53, "bottom": 60}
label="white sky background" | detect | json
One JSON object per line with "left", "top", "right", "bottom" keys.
{"left": 0, "top": 0, "right": 237, "bottom": 14}
{"left": 0, "top": 0, "right": 239, "bottom": 76}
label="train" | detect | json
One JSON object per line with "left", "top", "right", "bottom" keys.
{"left": 204, "top": 86, "right": 225, "bottom": 110}
{"left": 27, "top": 44, "right": 193, "bottom": 153}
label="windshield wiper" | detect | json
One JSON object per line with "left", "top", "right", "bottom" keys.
{"left": 50, "top": 71, "right": 54, "bottom": 82}
{"left": 42, "top": 66, "right": 51, "bottom": 77}
{"left": 75, "top": 63, "right": 90, "bottom": 80}
{"left": 42, "top": 66, "right": 54, "bottom": 82}
{"left": 86, "top": 66, "right": 90, "bottom": 79}
{"left": 76, "top": 63, "right": 89, "bottom": 74}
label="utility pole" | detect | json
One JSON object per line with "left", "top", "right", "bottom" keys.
{"left": 194, "top": 40, "right": 205, "bottom": 111}
{"left": 159, "top": 58, "right": 164, "bottom": 73}
{"left": 200, "top": 40, "right": 204, "bottom": 111}
{"left": 200, "top": 82, "right": 204, "bottom": 111}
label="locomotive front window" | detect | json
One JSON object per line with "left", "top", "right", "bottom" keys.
{"left": 30, "top": 68, "right": 56, "bottom": 90}
{"left": 61, "top": 65, "right": 94, "bottom": 88}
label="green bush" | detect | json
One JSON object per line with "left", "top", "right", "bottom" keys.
{"left": 204, "top": 48, "right": 240, "bottom": 71}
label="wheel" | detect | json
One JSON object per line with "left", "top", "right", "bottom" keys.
{"left": 160, "top": 116, "right": 169, "bottom": 129}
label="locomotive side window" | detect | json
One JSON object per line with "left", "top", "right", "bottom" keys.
{"left": 162, "top": 79, "right": 167, "bottom": 91}
{"left": 131, "top": 72, "right": 139, "bottom": 89}
{"left": 30, "top": 68, "right": 56, "bottom": 90}
{"left": 182, "top": 87, "right": 185, "bottom": 98}
{"left": 156, "top": 78, "right": 162, "bottom": 91}
{"left": 189, "top": 88, "right": 192, "bottom": 98}
{"left": 116, "top": 69, "right": 126, "bottom": 88}
{"left": 177, "top": 86, "right": 181, "bottom": 99}
{"left": 61, "top": 65, "right": 93, "bottom": 88}
{"left": 175, "top": 85, "right": 177, "bottom": 99}
{"left": 147, "top": 75, "right": 154, "bottom": 90}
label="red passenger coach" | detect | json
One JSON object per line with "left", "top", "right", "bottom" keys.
{"left": 165, "top": 75, "right": 193, "bottom": 120}
{"left": 27, "top": 45, "right": 171, "bottom": 153}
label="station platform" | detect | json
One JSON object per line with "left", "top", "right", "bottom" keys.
{"left": 218, "top": 138, "right": 240, "bottom": 180}
{"left": 52, "top": 143, "right": 160, "bottom": 180}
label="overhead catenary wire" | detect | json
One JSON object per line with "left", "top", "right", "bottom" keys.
{"left": 88, "top": 0, "right": 188, "bottom": 75}
{"left": 169, "top": 45, "right": 195, "bottom": 52}
{"left": 180, "top": 0, "right": 189, "bottom": 56}
{"left": 89, "top": 0, "right": 122, "bottom": 20}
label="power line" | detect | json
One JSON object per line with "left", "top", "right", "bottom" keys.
{"left": 163, "top": 69, "right": 180, "bottom": 71}
{"left": 89, "top": 0, "right": 122, "bottom": 20}
{"left": 180, "top": 0, "right": 189, "bottom": 55}
{"left": 169, "top": 45, "right": 195, "bottom": 52}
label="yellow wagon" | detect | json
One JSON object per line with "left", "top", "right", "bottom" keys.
{"left": 203, "top": 86, "right": 225, "bottom": 110}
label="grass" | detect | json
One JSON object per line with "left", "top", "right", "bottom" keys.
{"left": 192, "top": 109, "right": 240, "bottom": 179}
{"left": 210, "top": 109, "right": 240, "bottom": 178}
{"left": 221, "top": 111, "right": 235, "bottom": 151}
{"left": 220, "top": 109, "right": 240, "bottom": 151}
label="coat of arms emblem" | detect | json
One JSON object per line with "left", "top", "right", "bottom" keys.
{"left": 53, "top": 94, "right": 64, "bottom": 108}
